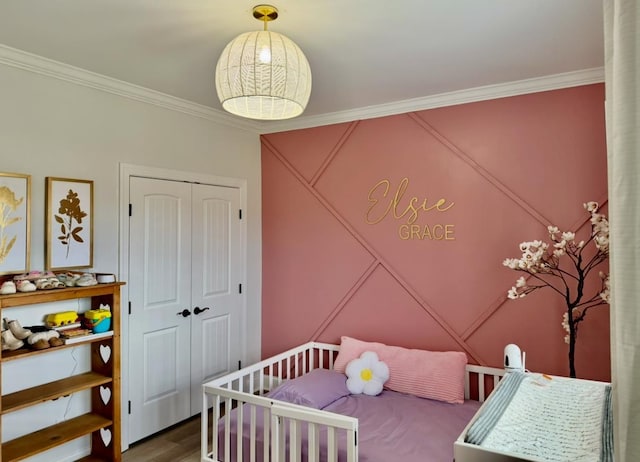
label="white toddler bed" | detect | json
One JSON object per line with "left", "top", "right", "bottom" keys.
{"left": 201, "top": 341, "right": 505, "bottom": 462}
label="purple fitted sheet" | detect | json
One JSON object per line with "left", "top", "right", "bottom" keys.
{"left": 218, "top": 389, "right": 481, "bottom": 462}
{"left": 325, "top": 390, "right": 481, "bottom": 461}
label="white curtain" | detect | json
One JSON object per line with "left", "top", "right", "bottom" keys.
{"left": 604, "top": 1, "right": 640, "bottom": 461}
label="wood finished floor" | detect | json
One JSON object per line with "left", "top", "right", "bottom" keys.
{"left": 122, "top": 413, "right": 212, "bottom": 462}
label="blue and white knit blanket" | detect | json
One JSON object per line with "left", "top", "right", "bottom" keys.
{"left": 465, "top": 372, "right": 613, "bottom": 462}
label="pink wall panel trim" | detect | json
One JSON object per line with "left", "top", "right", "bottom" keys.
{"left": 261, "top": 84, "right": 610, "bottom": 380}
{"left": 263, "top": 123, "right": 355, "bottom": 184}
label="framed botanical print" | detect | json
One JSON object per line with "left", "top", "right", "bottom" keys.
{"left": 46, "top": 177, "right": 94, "bottom": 270}
{"left": 0, "top": 172, "right": 31, "bottom": 275}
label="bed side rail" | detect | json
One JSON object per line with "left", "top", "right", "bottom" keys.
{"left": 202, "top": 342, "right": 342, "bottom": 462}
{"left": 202, "top": 387, "right": 275, "bottom": 462}
{"left": 271, "top": 402, "right": 358, "bottom": 462}
{"left": 207, "top": 342, "right": 340, "bottom": 394}
{"left": 464, "top": 365, "right": 505, "bottom": 402}
{"left": 202, "top": 384, "right": 358, "bottom": 462}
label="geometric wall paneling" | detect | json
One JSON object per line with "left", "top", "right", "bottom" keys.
{"left": 263, "top": 125, "right": 486, "bottom": 363}
{"left": 313, "top": 113, "right": 550, "bottom": 335}
{"left": 261, "top": 84, "right": 609, "bottom": 380}
{"left": 315, "top": 264, "right": 478, "bottom": 356}
{"left": 412, "top": 84, "right": 608, "bottom": 231}
{"left": 263, "top": 125, "right": 484, "bottom": 360}
{"left": 263, "top": 122, "right": 355, "bottom": 183}
{"left": 261, "top": 142, "right": 376, "bottom": 357}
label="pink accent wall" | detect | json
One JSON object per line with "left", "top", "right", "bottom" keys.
{"left": 261, "top": 84, "right": 610, "bottom": 381}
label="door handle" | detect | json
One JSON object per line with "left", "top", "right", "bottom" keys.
{"left": 194, "top": 306, "right": 210, "bottom": 315}
{"left": 177, "top": 309, "right": 191, "bottom": 318}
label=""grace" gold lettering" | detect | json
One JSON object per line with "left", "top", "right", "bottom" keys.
{"left": 366, "top": 178, "right": 454, "bottom": 225}
{"left": 398, "top": 224, "right": 456, "bottom": 241}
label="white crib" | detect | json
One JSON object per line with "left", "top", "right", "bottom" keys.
{"left": 201, "top": 341, "right": 505, "bottom": 462}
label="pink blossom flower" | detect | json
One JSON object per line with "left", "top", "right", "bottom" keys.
{"left": 584, "top": 201, "right": 599, "bottom": 212}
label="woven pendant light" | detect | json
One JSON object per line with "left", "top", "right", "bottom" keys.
{"left": 215, "top": 5, "right": 312, "bottom": 120}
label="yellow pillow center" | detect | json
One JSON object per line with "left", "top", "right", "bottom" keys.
{"left": 360, "top": 368, "right": 373, "bottom": 381}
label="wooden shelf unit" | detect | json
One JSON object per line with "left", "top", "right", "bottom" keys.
{"left": 0, "top": 283, "right": 123, "bottom": 462}
{"left": 2, "top": 372, "right": 112, "bottom": 414}
{"left": 1, "top": 333, "right": 114, "bottom": 363}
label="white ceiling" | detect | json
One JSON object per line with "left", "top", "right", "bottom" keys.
{"left": 0, "top": 0, "right": 604, "bottom": 128}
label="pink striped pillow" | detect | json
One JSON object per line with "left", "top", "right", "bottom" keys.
{"left": 333, "top": 336, "right": 467, "bottom": 404}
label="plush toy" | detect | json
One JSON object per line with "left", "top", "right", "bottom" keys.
{"left": 345, "top": 351, "right": 389, "bottom": 396}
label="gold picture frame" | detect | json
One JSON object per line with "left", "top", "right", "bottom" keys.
{"left": 46, "top": 177, "right": 94, "bottom": 270}
{"left": 0, "top": 172, "right": 31, "bottom": 276}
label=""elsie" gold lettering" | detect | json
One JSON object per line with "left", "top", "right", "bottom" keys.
{"left": 366, "top": 178, "right": 454, "bottom": 225}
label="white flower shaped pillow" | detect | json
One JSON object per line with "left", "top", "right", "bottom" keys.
{"left": 345, "top": 351, "right": 389, "bottom": 396}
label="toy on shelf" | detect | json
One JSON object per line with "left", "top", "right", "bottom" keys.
{"left": 83, "top": 304, "right": 112, "bottom": 333}
{"left": 45, "top": 311, "right": 80, "bottom": 328}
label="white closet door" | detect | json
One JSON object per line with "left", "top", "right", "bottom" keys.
{"left": 190, "top": 183, "right": 243, "bottom": 414}
{"left": 128, "top": 177, "right": 192, "bottom": 442}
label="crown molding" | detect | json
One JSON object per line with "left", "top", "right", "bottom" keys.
{"left": 0, "top": 44, "right": 261, "bottom": 133}
{"left": 0, "top": 44, "right": 603, "bottom": 136}
{"left": 259, "top": 67, "right": 605, "bottom": 134}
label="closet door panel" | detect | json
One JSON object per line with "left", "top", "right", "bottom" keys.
{"left": 129, "top": 177, "right": 192, "bottom": 442}
{"left": 190, "top": 184, "right": 243, "bottom": 414}
{"left": 200, "top": 314, "right": 231, "bottom": 380}
{"left": 203, "top": 198, "right": 230, "bottom": 294}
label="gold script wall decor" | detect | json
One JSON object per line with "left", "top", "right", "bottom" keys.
{"left": 366, "top": 177, "right": 455, "bottom": 241}
{"left": 0, "top": 172, "right": 31, "bottom": 275}
{"left": 46, "top": 177, "right": 94, "bottom": 270}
